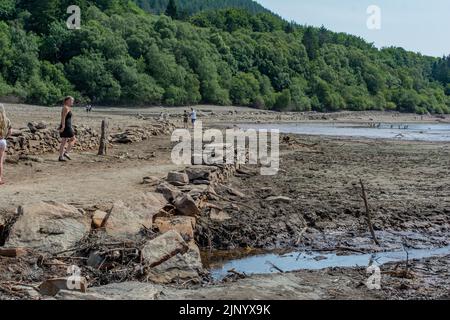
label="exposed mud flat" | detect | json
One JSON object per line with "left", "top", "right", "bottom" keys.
{"left": 196, "top": 135, "right": 449, "bottom": 252}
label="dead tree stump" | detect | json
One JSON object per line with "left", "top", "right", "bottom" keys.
{"left": 98, "top": 120, "right": 108, "bottom": 156}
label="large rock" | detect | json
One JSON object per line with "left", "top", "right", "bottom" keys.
{"left": 173, "top": 195, "right": 201, "bottom": 217}
{"left": 167, "top": 172, "right": 189, "bottom": 186}
{"left": 105, "top": 193, "right": 167, "bottom": 239}
{"left": 154, "top": 216, "right": 196, "bottom": 240}
{"left": 156, "top": 182, "right": 182, "bottom": 203}
{"left": 55, "top": 282, "right": 160, "bottom": 300}
{"left": 5, "top": 202, "right": 90, "bottom": 254}
{"left": 149, "top": 241, "right": 204, "bottom": 284}
{"left": 185, "top": 167, "right": 216, "bottom": 181}
{"left": 141, "top": 230, "right": 189, "bottom": 268}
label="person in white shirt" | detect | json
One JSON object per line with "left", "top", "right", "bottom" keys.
{"left": 190, "top": 108, "right": 197, "bottom": 128}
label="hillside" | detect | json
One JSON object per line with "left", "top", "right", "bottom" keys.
{"left": 0, "top": 0, "right": 449, "bottom": 114}
{"left": 134, "top": 0, "right": 271, "bottom": 16}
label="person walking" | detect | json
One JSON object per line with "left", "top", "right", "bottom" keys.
{"left": 183, "top": 110, "right": 189, "bottom": 129}
{"left": 58, "top": 96, "right": 77, "bottom": 162}
{"left": 0, "top": 104, "right": 12, "bottom": 185}
{"left": 190, "top": 108, "right": 197, "bottom": 128}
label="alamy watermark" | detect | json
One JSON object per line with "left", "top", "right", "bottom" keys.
{"left": 66, "top": 265, "right": 84, "bottom": 290}
{"left": 367, "top": 5, "right": 381, "bottom": 30}
{"left": 366, "top": 263, "right": 381, "bottom": 290}
{"left": 66, "top": 5, "right": 81, "bottom": 30}
{"left": 171, "top": 121, "right": 280, "bottom": 176}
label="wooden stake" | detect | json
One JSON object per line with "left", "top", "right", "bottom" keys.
{"left": 98, "top": 119, "right": 108, "bottom": 156}
{"left": 360, "top": 179, "right": 380, "bottom": 246}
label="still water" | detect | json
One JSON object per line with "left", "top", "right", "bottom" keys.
{"left": 238, "top": 123, "right": 450, "bottom": 142}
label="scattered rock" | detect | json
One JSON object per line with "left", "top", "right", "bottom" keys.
{"left": 185, "top": 168, "right": 215, "bottom": 181}
{"left": 154, "top": 216, "right": 196, "bottom": 240}
{"left": 40, "top": 277, "right": 87, "bottom": 297}
{"left": 5, "top": 202, "right": 90, "bottom": 254}
{"left": 167, "top": 172, "right": 189, "bottom": 186}
{"left": 156, "top": 182, "right": 182, "bottom": 202}
{"left": 36, "top": 122, "right": 47, "bottom": 130}
{"left": 192, "top": 180, "right": 211, "bottom": 185}
{"left": 225, "top": 186, "right": 246, "bottom": 198}
{"left": 92, "top": 210, "right": 108, "bottom": 229}
{"left": 173, "top": 195, "right": 201, "bottom": 217}
{"left": 142, "top": 176, "right": 160, "bottom": 186}
{"left": 210, "top": 208, "right": 231, "bottom": 222}
{"left": 141, "top": 230, "right": 189, "bottom": 268}
{"left": 27, "top": 122, "right": 37, "bottom": 134}
{"left": 265, "top": 196, "right": 293, "bottom": 203}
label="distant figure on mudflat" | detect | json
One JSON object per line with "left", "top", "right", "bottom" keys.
{"left": 58, "top": 96, "right": 77, "bottom": 162}
{"left": 190, "top": 108, "right": 197, "bottom": 128}
{"left": 0, "top": 104, "right": 12, "bottom": 185}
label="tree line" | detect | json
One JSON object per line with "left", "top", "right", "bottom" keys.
{"left": 0, "top": 0, "right": 449, "bottom": 114}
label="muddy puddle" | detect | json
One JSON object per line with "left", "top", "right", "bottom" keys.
{"left": 238, "top": 123, "right": 450, "bottom": 142}
{"left": 207, "top": 245, "right": 450, "bottom": 280}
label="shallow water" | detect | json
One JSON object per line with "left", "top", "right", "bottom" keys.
{"left": 210, "top": 245, "right": 450, "bottom": 280}
{"left": 238, "top": 123, "right": 450, "bottom": 142}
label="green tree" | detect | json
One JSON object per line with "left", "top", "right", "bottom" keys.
{"left": 165, "top": 0, "right": 177, "bottom": 19}
{"left": 273, "top": 89, "right": 291, "bottom": 111}
{"left": 230, "top": 72, "right": 259, "bottom": 106}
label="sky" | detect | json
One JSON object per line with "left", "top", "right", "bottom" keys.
{"left": 255, "top": 0, "right": 450, "bottom": 57}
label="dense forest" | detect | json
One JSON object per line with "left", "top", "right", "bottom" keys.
{"left": 134, "top": 0, "right": 270, "bottom": 17}
{"left": 0, "top": 0, "right": 449, "bottom": 114}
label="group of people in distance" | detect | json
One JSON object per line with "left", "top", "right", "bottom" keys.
{"left": 183, "top": 108, "right": 197, "bottom": 129}
{"left": 0, "top": 98, "right": 202, "bottom": 186}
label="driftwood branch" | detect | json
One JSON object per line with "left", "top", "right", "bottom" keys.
{"left": 360, "top": 179, "right": 380, "bottom": 246}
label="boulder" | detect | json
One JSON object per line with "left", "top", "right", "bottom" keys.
{"left": 185, "top": 167, "right": 216, "bottom": 181}
{"left": 5, "top": 202, "right": 90, "bottom": 254}
{"left": 167, "top": 171, "right": 189, "bottom": 186}
{"left": 105, "top": 193, "right": 167, "bottom": 239}
{"left": 142, "top": 176, "right": 160, "bottom": 186}
{"left": 156, "top": 182, "right": 182, "bottom": 203}
{"left": 55, "top": 282, "right": 160, "bottom": 300}
{"left": 36, "top": 122, "right": 47, "bottom": 130}
{"left": 173, "top": 194, "right": 201, "bottom": 217}
{"left": 149, "top": 241, "right": 203, "bottom": 284}
{"left": 141, "top": 230, "right": 189, "bottom": 268}
{"left": 154, "top": 216, "right": 196, "bottom": 240}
